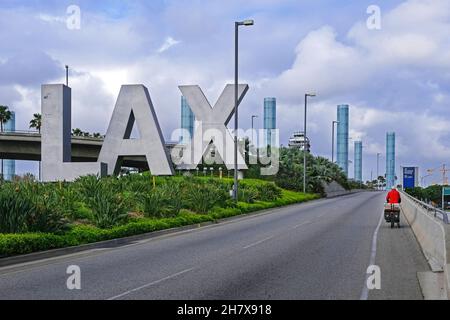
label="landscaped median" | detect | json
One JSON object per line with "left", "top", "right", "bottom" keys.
{"left": 0, "top": 174, "right": 319, "bottom": 258}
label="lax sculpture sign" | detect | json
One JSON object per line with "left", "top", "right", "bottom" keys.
{"left": 41, "top": 84, "right": 173, "bottom": 182}
{"left": 41, "top": 83, "right": 249, "bottom": 182}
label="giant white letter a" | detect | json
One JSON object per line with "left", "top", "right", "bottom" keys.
{"left": 98, "top": 85, "right": 174, "bottom": 176}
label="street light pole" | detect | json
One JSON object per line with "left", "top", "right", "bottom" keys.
{"left": 251, "top": 115, "right": 258, "bottom": 147}
{"left": 303, "top": 93, "right": 316, "bottom": 194}
{"left": 233, "top": 20, "right": 254, "bottom": 202}
{"left": 377, "top": 153, "right": 381, "bottom": 190}
{"left": 332, "top": 120, "right": 339, "bottom": 164}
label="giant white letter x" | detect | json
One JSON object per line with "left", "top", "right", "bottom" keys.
{"left": 177, "top": 84, "right": 249, "bottom": 170}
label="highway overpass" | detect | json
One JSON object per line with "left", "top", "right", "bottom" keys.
{"left": 0, "top": 132, "right": 182, "bottom": 170}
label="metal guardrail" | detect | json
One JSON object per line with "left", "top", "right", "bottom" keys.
{"left": 0, "top": 130, "right": 40, "bottom": 134}
{"left": 402, "top": 191, "right": 450, "bottom": 224}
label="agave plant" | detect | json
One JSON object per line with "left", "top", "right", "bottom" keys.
{"left": 186, "top": 181, "right": 228, "bottom": 214}
{"left": 89, "top": 191, "right": 128, "bottom": 229}
{"left": 0, "top": 190, "right": 33, "bottom": 233}
{"left": 139, "top": 189, "right": 164, "bottom": 218}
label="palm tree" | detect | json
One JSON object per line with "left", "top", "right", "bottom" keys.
{"left": 72, "top": 128, "right": 83, "bottom": 137}
{"left": 378, "top": 176, "right": 386, "bottom": 190}
{"left": 0, "top": 105, "right": 12, "bottom": 180}
{"left": 0, "top": 105, "right": 12, "bottom": 133}
{"left": 29, "top": 113, "right": 42, "bottom": 180}
{"left": 29, "top": 113, "right": 42, "bottom": 133}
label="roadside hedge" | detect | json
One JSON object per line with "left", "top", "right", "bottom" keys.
{"left": 0, "top": 190, "right": 319, "bottom": 258}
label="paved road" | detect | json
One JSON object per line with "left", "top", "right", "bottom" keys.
{"left": 0, "top": 192, "right": 430, "bottom": 300}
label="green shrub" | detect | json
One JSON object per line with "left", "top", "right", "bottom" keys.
{"left": 0, "top": 187, "right": 69, "bottom": 234}
{"left": 87, "top": 182, "right": 128, "bottom": 229}
{"left": 72, "top": 202, "right": 94, "bottom": 220}
{"left": 160, "top": 182, "right": 183, "bottom": 217}
{"left": 27, "top": 197, "right": 70, "bottom": 234}
{"left": 0, "top": 190, "right": 33, "bottom": 234}
{"left": 52, "top": 186, "right": 80, "bottom": 219}
{"left": 121, "top": 174, "right": 153, "bottom": 194}
{"left": 139, "top": 189, "right": 164, "bottom": 218}
{"left": 185, "top": 180, "right": 229, "bottom": 214}
{"left": 138, "top": 182, "right": 182, "bottom": 218}
{"left": 74, "top": 175, "right": 103, "bottom": 202}
{"left": 254, "top": 183, "right": 282, "bottom": 202}
{"left": 238, "top": 187, "right": 258, "bottom": 203}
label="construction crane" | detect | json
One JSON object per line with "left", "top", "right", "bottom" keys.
{"left": 441, "top": 164, "right": 449, "bottom": 186}
{"left": 425, "top": 164, "right": 449, "bottom": 186}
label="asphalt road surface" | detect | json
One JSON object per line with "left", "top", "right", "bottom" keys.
{"left": 0, "top": 192, "right": 430, "bottom": 300}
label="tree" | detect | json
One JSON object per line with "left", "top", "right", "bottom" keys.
{"left": 72, "top": 128, "right": 84, "bottom": 137}
{"left": 29, "top": 113, "right": 43, "bottom": 180}
{"left": 377, "top": 176, "right": 386, "bottom": 190}
{"left": 29, "top": 113, "right": 42, "bottom": 133}
{"left": 0, "top": 105, "right": 12, "bottom": 180}
{"left": 0, "top": 105, "right": 12, "bottom": 133}
{"left": 270, "top": 148, "right": 349, "bottom": 195}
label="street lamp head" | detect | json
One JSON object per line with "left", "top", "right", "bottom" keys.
{"left": 306, "top": 93, "right": 316, "bottom": 97}
{"left": 237, "top": 19, "right": 254, "bottom": 26}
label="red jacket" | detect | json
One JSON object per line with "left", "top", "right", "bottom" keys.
{"left": 386, "top": 189, "right": 401, "bottom": 204}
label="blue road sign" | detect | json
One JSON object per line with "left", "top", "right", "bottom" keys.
{"left": 403, "top": 167, "right": 416, "bottom": 188}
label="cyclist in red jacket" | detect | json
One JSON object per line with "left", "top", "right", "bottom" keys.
{"left": 386, "top": 187, "right": 401, "bottom": 204}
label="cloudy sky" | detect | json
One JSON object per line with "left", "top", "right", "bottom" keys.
{"left": 1, "top": 0, "right": 449, "bottom": 184}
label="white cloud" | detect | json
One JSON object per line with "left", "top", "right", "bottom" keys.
{"left": 3, "top": 0, "right": 450, "bottom": 181}
{"left": 157, "top": 37, "right": 181, "bottom": 53}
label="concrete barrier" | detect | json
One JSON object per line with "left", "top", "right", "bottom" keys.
{"left": 401, "top": 192, "right": 450, "bottom": 299}
{"left": 323, "top": 181, "right": 350, "bottom": 198}
{"left": 322, "top": 181, "right": 365, "bottom": 198}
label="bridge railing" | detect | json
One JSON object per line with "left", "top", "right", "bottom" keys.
{"left": 402, "top": 191, "right": 449, "bottom": 224}
{"left": 0, "top": 130, "right": 40, "bottom": 134}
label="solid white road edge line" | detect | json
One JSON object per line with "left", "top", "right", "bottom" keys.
{"left": 360, "top": 210, "right": 384, "bottom": 300}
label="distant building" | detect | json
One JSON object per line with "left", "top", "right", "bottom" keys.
{"left": 180, "top": 96, "right": 195, "bottom": 144}
{"left": 264, "top": 98, "right": 276, "bottom": 147}
{"left": 386, "top": 132, "right": 396, "bottom": 189}
{"left": 288, "top": 132, "right": 310, "bottom": 152}
{"left": 337, "top": 105, "right": 349, "bottom": 176}
{"left": 3, "top": 111, "right": 15, "bottom": 181}
{"left": 354, "top": 141, "right": 362, "bottom": 182}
